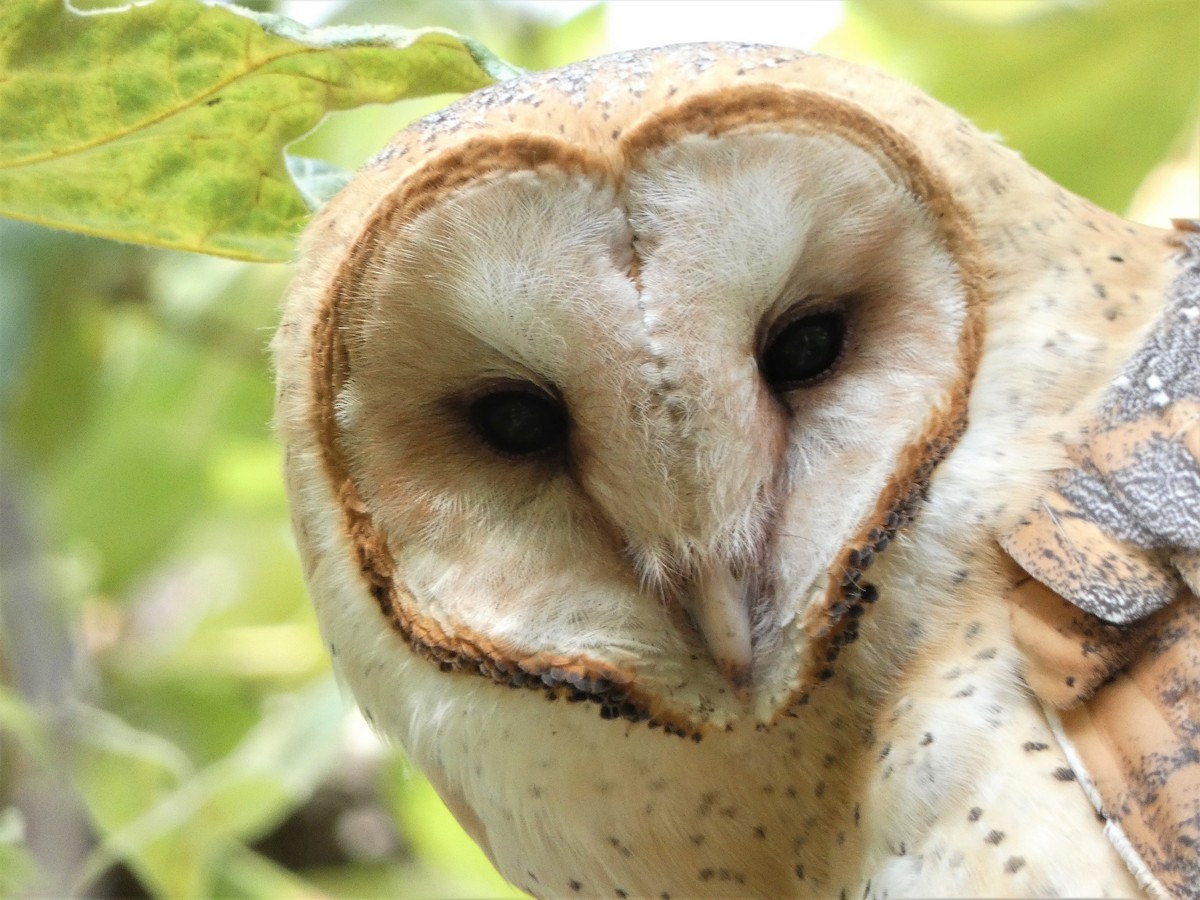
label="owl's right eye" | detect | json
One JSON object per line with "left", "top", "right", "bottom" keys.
{"left": 468, "top": 389, "right": 568, "bottom": 457}
{"left": 760, "top": 310, "right": 847, "bottom": 390}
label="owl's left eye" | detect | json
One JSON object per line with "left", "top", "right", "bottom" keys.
{"left": 760, "top": 311, "right": 847, "bottom": 390}
{"left": 469, "top": 389, "right": 567, "bottom": 457}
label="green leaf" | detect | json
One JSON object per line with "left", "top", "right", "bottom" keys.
{"left": 76, "top": 679, "right": 347, "bottom": 899}
{"left": 0, "top": 0, "right": 510, "bottom": 261}
{"left": 383, "top": 754, "right": 526, "bottom": 899}
{"left": 211, "top": 843, "right": 327, "bottom": 898}
{"left": 0, "top": 807, "right": 39, "bottom": 897}
{"left": 0, "top": 684, "right": 49, "bottom": 761}
{"left": 70, "top": 704, "right": 200, "bottom": 896}
{"left": 828, "top": 0, "right": 1200, "bottom": 213}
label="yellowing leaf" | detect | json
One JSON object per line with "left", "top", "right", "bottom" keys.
{"left": 0, "top": 0, "right": 517, "bottom": 260}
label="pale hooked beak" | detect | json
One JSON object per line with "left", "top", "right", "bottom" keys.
{"left": 686, "top": 561, "right": 754, "bottom": 698}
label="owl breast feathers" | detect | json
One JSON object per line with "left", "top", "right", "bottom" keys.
{"left": 274, "top": 43, "right": 1200, "bottom": 899}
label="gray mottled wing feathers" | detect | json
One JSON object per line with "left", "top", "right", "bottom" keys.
{"left": 1003, "top": 235, "right": 1200, "bottom": 623}
{"left": 1001, "top": 229, "right": 1200, "bottom": 900}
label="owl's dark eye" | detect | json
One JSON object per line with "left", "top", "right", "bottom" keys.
{"left": 469, "top": 389, "right": 567, "bottom": 456}
{"left": 761, "top": 311, "right": 847, "bottom": 389}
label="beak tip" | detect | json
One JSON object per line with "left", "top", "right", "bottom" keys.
{"left": 688, "top": 560, "right": 756, "bottom": 702}
{"left": 722, "top": 662, "right": 753, "bottom": 690}
{"left": 719, "top": 661, "right": 754, "bottom": 706}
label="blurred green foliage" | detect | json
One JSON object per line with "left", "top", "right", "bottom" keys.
{"left": 826, "top": 0, "right": 1200, "bottom": 215}
{"left": 1, "top": 1, "right": 1196, "bottom": 898}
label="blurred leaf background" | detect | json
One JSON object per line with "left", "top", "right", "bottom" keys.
{"left": 1, "top": 1, "right": 1196, "bottom": 897}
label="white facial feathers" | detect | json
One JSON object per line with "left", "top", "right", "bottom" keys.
{"left": 331, "top": 128, "right": 968, "bottom": 710}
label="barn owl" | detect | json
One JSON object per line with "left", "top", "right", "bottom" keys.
{"left": 274, "top": 43, "right": 1199, "bottom": 899}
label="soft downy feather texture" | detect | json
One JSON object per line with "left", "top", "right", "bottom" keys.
{"left": 274, "top": 43, "right": 1196, "bottom": 898}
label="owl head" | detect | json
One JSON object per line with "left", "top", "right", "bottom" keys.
{"left": 274, "top": 43, "right": 1143, "bottom": 738}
